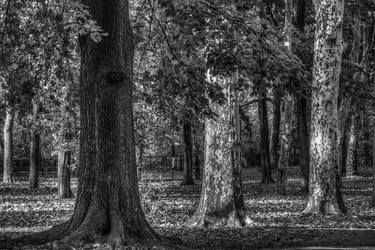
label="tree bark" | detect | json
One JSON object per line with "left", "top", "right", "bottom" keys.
{"left": 304, "top": 0, "right": 346, "bottom": 215}
{"left": 58, "top": 151, "right": 73, "bottom": 199}
{"left": 3, "top": 106, "right": 15, "bottom": 183}
{"left": 258, "top": 82, "right": 273, "bottom": 184}
{"left": 372, "top": 130, "right": 375, "bottom": 207}
{"left": 270, "top": 87, "right": 281, "bottom": 170}
{"left": 51, "top": 0, "right": 164, "bottom": 248}
{"left": 346, "top": 112, "right": 359, "bottom": 176}
{"left": 181, "top": 118, "right": 194, "bottom": 185}
{"left": 186, "top": 72, "right": 251, "bottom": 228}
{"left": 29, "top": 102, "right": 41, "bottom": 190}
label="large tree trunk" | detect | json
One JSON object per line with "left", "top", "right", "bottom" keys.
{"left": 346, "top": 112, "right": 359, "bottom": 176}
{"left": 181, "top": 118, "right": 194, "bottom": 185}
{"left": 304, "top": 0, "right": 346, "bottom": 215}
{"left": 57, "top": 151, "right": 73, "bottom": 199}
{"left": 29, "top": 102, "right": 41, "bottom": 190}
{"left": 258, "top": 82, "right": 273, "bottom": 184}
{"left": 3, "top": 107, "right": 15, "bottom": 183}
{"left": 187, "top": 72, "right": 250, "bottom": 228}
{"left": 52, "top": 0, "right": 164, "bottom": 248}
{"left": 270, "top": 87, "right": 281, "bottom": 170}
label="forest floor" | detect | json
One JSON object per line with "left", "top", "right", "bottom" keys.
{"left": 1, "top": 168, "right": 375, "bottom": 249}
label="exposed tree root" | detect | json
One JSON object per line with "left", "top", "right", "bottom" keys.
{"left": 186, "top": 210, "right": 252, "bottom": 228}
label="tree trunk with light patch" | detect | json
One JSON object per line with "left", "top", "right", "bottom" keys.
{"left": 58, "top": 150, "right": 73, "bottom": 199}
{"left": 346, "top": 113, "right": 359, "bottom": 176}
{"left": 29, "top": 101, "right": 41, "bottom": 190}
{"left": 277, "top": 95, "right": 293, "bottom": 195}
{"left": 181, "top": 118, "right": 194, "bottom": 185}
{"left": 3, "top": 107, "right": 14, "bottom": 183}
{"left": 186, "top": 72, "right": 251, "bottom": 228}
{"left": 258, "top": 82, "right": 273, "bottom": 184}
{"left": 304, "top": 0, "right": 346, "bottom": 215}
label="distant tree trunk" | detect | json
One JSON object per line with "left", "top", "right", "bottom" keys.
{"left": 29, "top": 102, "right": 41, "bottom": 190}
{"left": 187, "top": 72, "right": 250, "bottom": 228}
{"left": 277, "top": 95, "right": 293, "bottom": 195}
{"left": 181, "top": 118, "right": 194, "bottom": 185}
{"left": 372, "top": 131, "right": 375, "bottom": 207}
{"left": 346, "top": 113, "right": 359, "bottom": 176}
{"left": 258, "top": 82, "right": 273, "bottom": 184}
{"left": 3, "top": 107, "right": 15, "bottom": 183}
{"left": 304, "top": 0, "right": 346, "bottom": 215}
{"left": 270, "top": 87, "right": 281, "bottom": 170}
{"left": 296, "top": 0, "right": 310, "bottom": 193}
{"left": 276, "top": 0, "right": 293, "bottom": 195}
{"left": 58, "top": 150, "right": 73, "bottom": 199}
{"left": 337, "top": 97, "right": 351, "bottom": 177}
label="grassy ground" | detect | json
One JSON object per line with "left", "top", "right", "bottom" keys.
{"left": 1, "top": 168, "right": 375, "bottom": 249}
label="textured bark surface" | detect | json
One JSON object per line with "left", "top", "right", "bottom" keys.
{"left": 3, "top": 107, "right": 14, "bottom": 183}
{"left": 305, "top": 0, "right": 346, "bottom": 215}
{"left": 29, "top": 102, "right": 41, "bottom": 190}
{"left": 52, "top": 0, "right": 165, "bottom": 248}
{"left": 270, "top": 87, "right": 281, "bottom": 170}
{"left": 181, "top": 119, "right": 194, "bottom": 185}
{"left": 57, "top": 151, "right": 73, "bottom": 199}
{"left": 372, "top": 131, "right": 375, "bottom": 207}
{"left": 258, "top": 83, "right": 273, "bottom": 184}
{"left": 186, "top": 101, "right": 251, "bottom": 228}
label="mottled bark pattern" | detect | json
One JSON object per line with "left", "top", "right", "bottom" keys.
{"left": 372, "top": 131, "right": 375, "bottom": 207}
{"left": 3, "top": 107, "right": 14, "bottom": 183}
{"left": 181, "top": 119, "right": 194, "bottom": 185}
{"left": 187, "top": 100, "right": 251, "bottom": 227}
{"left": 277, "top": 95, "right": 293, "bottom": 195}
{"left": 29, "top": 102, "right": 41, "bottom": 190}
{"left": 305, "top": 0, "right": 346, "bottom": 215}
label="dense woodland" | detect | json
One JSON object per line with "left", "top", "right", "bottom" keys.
{"left": 0, "top": 0, "right": 375, "bottom": 249}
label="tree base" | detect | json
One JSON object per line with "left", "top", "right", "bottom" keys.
{"left": 2, "top": 175, "right": 14, "bottom": 184}
{"left": 186, "top": 210, "right": 252, "bottom": 228}
{"left": 303, "top": 200, "right": 343, "bottom": 215}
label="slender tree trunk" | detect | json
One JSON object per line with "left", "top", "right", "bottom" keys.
{"left": 277, "top": 95, "right": 293, "bottom": 195}
{"left": 337, "top": 97, "right": 351, "bottom": 177}
{"left": 186, "top": 72, "right": 250, "bottom": 228}
{"left": 372, "top": 130, "right": 375, "bottom": 207}
{"left": 346, "top": 113, "right": 359, "bottom": 176}
{"left": 29, "top": 102, "right": 41, "bottom": 190}
{"left": 271, "top": 87, "right": 281, "bottom": 170}
{"left": 258, "top": 82, "right": 273, "bottom": 184}
{"left": 296, "top": 0, "right": 310, "bottom": 193}
{"left": 3, "top": 107, "right": 14, "bottom": 183}
{"left": 58, "top": 151, "right": 73, "bottom": 199}
{"left": 304, "top": 0, "right": 346, "bottom": 215}
{"left": 181, "top": 119, "right": 194, "bottom": 185}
